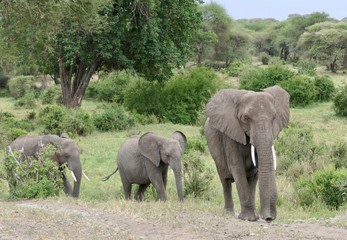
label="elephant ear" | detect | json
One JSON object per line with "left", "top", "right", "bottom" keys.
{"left": 206, "top": 89, "right": 249, "bottom": 145}
{"left": 138, "top": 132, "right": 162, "bottom": 167}
{"left": 263, "top": 85, "right": 290, "bottom": 138}
{"left": 172, "top": 131, "right": 187, "bottom": 153}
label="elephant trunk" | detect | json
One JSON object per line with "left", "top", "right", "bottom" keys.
{"left": 256, "top": 144, "right": 277, "bottom": 222}
{"left": 68, "top": 160, "right": 82, "bottom": 198}
{"left": 170, "top": 161, "right": 184, "bottom": 202}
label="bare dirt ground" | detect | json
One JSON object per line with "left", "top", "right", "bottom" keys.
{"left": 1, "top": 199, "right": 347, "bottom": 240}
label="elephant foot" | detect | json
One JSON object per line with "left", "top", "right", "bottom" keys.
{"left": 224, "top": 207, "right": 236, "bottom": 217}
{"left": 238, "top": 211, "right": 259, "bottom": 221}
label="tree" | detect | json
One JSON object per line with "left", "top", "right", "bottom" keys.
{"left": 0, "top": 0, "right": 202, "bottom": 107}
{"left": 299, "top": 21, "right": 347, "bottom": 72}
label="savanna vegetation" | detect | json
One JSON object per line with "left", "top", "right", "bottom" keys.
{"left": 1, "top": 0, "right": 347, "bottom": 229}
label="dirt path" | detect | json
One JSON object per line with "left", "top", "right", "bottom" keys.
{"left": 0, "top": 200, "right": 347, "bottom": 240}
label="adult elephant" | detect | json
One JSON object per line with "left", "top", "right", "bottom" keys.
{"left": 6, "top": 134, "right": 88, "bottom": 198}
{"left": 103, "top": 131, "right": 186, "bottom": 202}
{"left": 204, "top": 86, "right": 290, "bottom": 222}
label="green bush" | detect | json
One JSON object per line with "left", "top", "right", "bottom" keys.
{"left": 0, "top": 74, "right": 9, "bottom": 88}
{"left": 41, "top": 85, "right": 62, "bottom": 105}
{"left": 38, "top": 105, "right": 94, "bottom": 136}
{"left": 239, "top": 64, "right": 295, "bottom": 91}
{"left": 8, "top": 75, "right": 37, "bottom": 99}
{"left": 0, "top": 111, "right": 35, "bottom": 140}
{"left": 14, "top": 91, "right": 37, "bottom": 109}
{"left": 222, "top": 60, "right": 252, "bottom": 77}
{"left": 183, "top": 150, "right": 213, "bottom": 198}
{"left": 260, "top": 52, "right": 270, "bottom": 65}
{"left": 280, "top": 75, "right": 317, "bottom": 107}
{"left": 330, "top": 143, "right": 347, "bottom": 169}
{"left": 131, "top": 111, "right": 159, "bottom": 125}
{"left": 161, "top": 67, "right": 223, "bottom": 125}
{"left": 124, "top": 79, "right": 164, "bottom": 117}
{"left": 276, "top": 121, "right": 324, "bottom": 178}
{"left": 93, "top": 104, "right": 135, "bottom": 132}
{"left": 297, "top": 59, "right": 316, "bottom": 76}
{"left": 4, "top": 145, "right": 63, "bottom": 199}
{"left": 333, "top": 85, "right": 347, "bottom": 116}
{"left": 295, "top": 168, "right": 347, "bottom": 209}
{"left": 94, "top": 71, "right": 138, "bottom": 103}
{"left": 314, "top": 75, "right": 336, "bottom": 102}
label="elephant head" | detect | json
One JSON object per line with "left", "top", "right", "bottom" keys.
{"left": 7, "top": 134, "right": 86, "bottom": 198}
{"left": 138, "top": 131, "right": 186, "bottom": 201}
{"left": 206, "top": 85, "right": 290, "bottom": 221}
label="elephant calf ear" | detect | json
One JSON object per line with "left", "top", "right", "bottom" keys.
{"left": 172, "top": 131, "right": 187, "bottom": 153}
{"left": 138, "top": 132, "right": 161, "bottom": 167}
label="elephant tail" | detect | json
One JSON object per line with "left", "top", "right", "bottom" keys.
{"left": 102, "top": 168, "right": 119, "bottom": 181}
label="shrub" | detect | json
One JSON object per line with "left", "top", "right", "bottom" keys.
{"left": 38, "top": 105, "right": 67, "bottom": 135}
{"left": 260, "top": 52, "right": 270, "bottom": 65}
{"left": 3, "top": 144, "right": 63, "bottom": 199}
{"left": 38, "top": 105, "right": 94, "bottom": 136}
{"left": 333, "top": 85, "right": 347, "bottom": 116}
{"left": 8, "top": 75, "right": 37, "bottom": 99}
{"left": 124, "top": 79, "right": 164, "bottom": 117}
{"left": 0, "top": 111, "right": 35, "bottom": 140}
{"left": 131, "top": 111, "right": 159, "bottom": 125}
{"left": 41, "top": 85, "right": 62, "bottom": 105}
{"left": 222, "top": 60, "right": 252, "bottom": 77}
{"left": 183, "top": 150, "right": 213, "bottom": 198}
{"left": 161, "top": 67, "right": 223, "bottom": 124}
{"left": 297, "top": 59, "right": 316, "bottom": 76}
{"left": 330, "top": 143, "right": 347, "bottom": 169}
{"left": 0, "top": 74, "right": 9, "bottom": 88}
{"left": 295, "top": 168, "right": 347, "bottom": 209}
{"left": 239, "top": 64, "right": 295, "bottom": 91}
{"left": 279, "top": 75, "right": 317, "bottom": 107}
{"left": 314, "top": 75, "right": 336, "bottom": 102}
{"left": 276, "top": 121, "right": 325, "bottom": 178}
{"left": 14, "top": 91, "right": 37, "bottom": 109}
{"left": 94, "top": 71, "right": 138, "bottom": 103}
{"left": 93, "top": 104, "right": 135, "bottom": 132}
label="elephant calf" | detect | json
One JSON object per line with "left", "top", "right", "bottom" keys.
{"left": 6, "top": 134, "right": 89, "bottom": 198}
{"left": 103, "top": 131, "right": 186, "bottom": 202}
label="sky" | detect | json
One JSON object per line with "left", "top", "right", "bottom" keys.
{"left": 203, "top": 0, "right": 346, "bottom": 21}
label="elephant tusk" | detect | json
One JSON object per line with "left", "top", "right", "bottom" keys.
{"left": 71, "top": 171, "right": 77, "bottom": 182}
{"left": 272, "top": 145, "right": 277, "bottom": 171}
{"left": 82, "top": 171, "right": 90, "bottom": 181}
{"left": 251, "top": 145, "right": 256, "bottom": 167}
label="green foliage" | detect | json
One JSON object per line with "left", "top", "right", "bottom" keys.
{"left": 276, "top": 121, "right": 324, "bottom": 179}
{"left": 8, "top": 75, "right": 37, "bottom": 99}
{"left": 130, "top": 111, "right": 159, "bottom": 125}
{"left": 330, "top": 143, "right": 347, "bottom": 169}
{"left": 295, "top": 168, "right": 347, "bottom": 209}
{"left": 38, "top": 105, "right": 94, "bottom": 136}
{"left": 239, "top": 64, "right": 295, "bottom": 91}
{"left": 333, "top": 85, "right": 347, "bottom": 116}
{"left": 0, "top": 74, "right": 9, "bottom": 88}
{"left": 222, "top": 60, "right": 251, "bottom": 77}
{"left": 41, "top": 85, "right": 62, "bottom": 105}
{"left": 0, "top": 111, "right": 35, "bottom": 140}
{"left": 161, "top": 67, "right": 223, "bottom": 125}
{"left": 280, "top": 75, "right": 317, "bottom": 107}
{"left": 124, "top": 80, "right": 163, "bottom": 117}
{"left": 314, "top": 75, "right": 336, "bottom": 102}
{"left": 3, "top": 145, "right": 63, "bottom": 199}
{"left": 183, "top": 136, "right": 213, "bottom": 198}
{"left": 93, "top": 104, "right": 135, "bottom": 132}
{"left": 14, "top": 91, "right": 37, "bottom": 109}
{"left": 297, "top": 59, "right": 316, "bottom": 76}
{"left": 93, "top": 71, "right": 139, "bottom": 103}
{"left": 260, "top": 52, "right": 270, "bottom": 65}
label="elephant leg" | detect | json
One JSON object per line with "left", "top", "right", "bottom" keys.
{"left": 61, "top": 171, "right": 72, "bottom": 196}
{"left": 247, "top": 174, "right": 259, "bottom": 220}
{"left": 135, "top": 183, "right": 150, "bottom": 201}
{"left": 149, "top": 172, "right": 167, "bottom": 201}
{"left": 119, "top": 170, "right": 132, "bottom": 200}
{"left": 220, "top": 177, "right": 234, "bottom": 214}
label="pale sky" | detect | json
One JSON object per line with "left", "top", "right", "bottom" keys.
{"left": 204, "top": 0, "right": 346, "bottom": 21}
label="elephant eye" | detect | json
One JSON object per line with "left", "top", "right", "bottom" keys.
{"left": 242, "top": 115, "right": 249, "bottom": 123}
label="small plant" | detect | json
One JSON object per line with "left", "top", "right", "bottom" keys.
{"left": 295, "top": 168, "right": 347, "bottom": 209}
{"left": 314, "top": 75, "right": 336, "bottom": 102}
{"left": 93, "top": 103, "right": 135, "bottom": 132}
{"left": 8, "top": 75, "right": 37, "bottom": 99}
{"left": 333, "top": 85, "right": 347, "bottom": 116}
{"left": 297, "top": 59, "right": 316, "bottom": 76}
{"left": 41, "top": 85, "right": 62, "bottom": 105}
{"left": 14, "top": 91, "right": 37, "bottom": 109}
{"left": 38, "top": 105, "right": 67, "bottom": 135}
{"left": 330, "top": 143, "right": 347, "bottom": 169}
{"left": 279, "top": 75, "right": 317, "bottom": 107}
{"left": 62, "top": 109, "right": 95, "bottom": 137}
{"left": 183, "top": 150, "right": 213, "bottom": 198}
{"left": 4, "top": 144, "right": 63, "bottom": 199}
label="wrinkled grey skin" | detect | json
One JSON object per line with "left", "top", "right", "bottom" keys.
{"left": 6, "top": 134, "right": 82, "bottom": 198}
{"left": 204, "top": 86, "right": 290, "bottom": 222}
{"left": 104, "top": 131, "right": 186, "bottom": 202}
